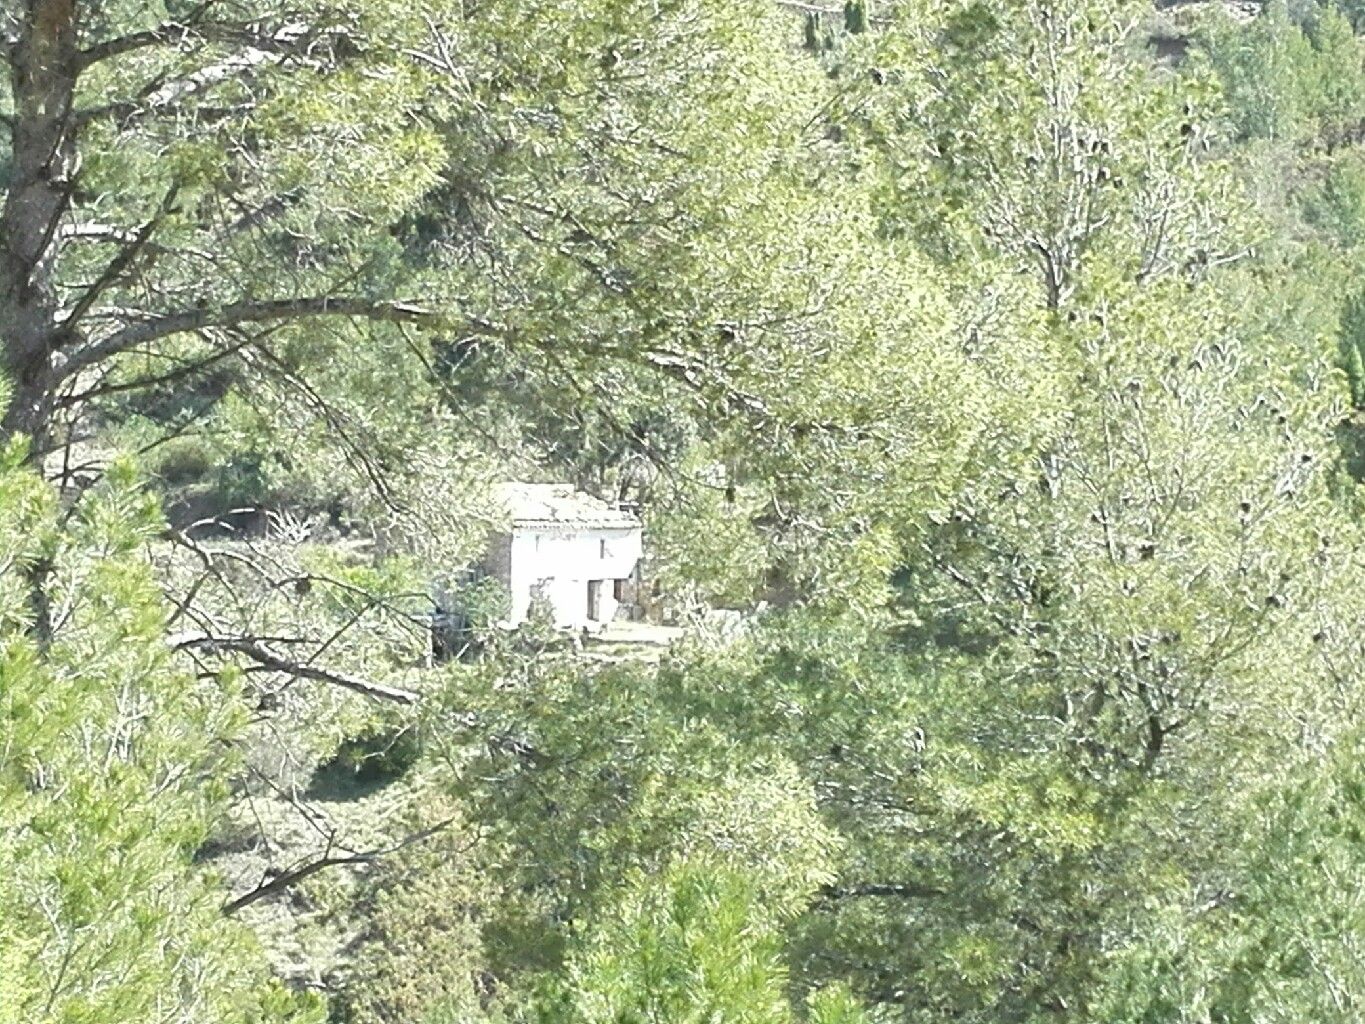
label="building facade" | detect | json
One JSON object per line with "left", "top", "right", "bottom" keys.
{"left": 486, "top": 483, "right": 643, "bottom": 631}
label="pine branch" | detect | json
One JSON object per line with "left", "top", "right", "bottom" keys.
{"left": 169, "top": 632, "right": 421, "bottom": 705}
{"left": 61, "top": 297, "right": 455, "bottom": 384}
{"left": 59, "top": 185, "right": 180, "bottom": 332}
{"left": 76, "top": 7, "right": 359, "bottom": 70}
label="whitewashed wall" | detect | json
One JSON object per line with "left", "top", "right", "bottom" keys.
{"left": 504, "top": 525, "right": 642, "bottom": 629}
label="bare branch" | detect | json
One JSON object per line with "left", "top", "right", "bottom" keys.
{"left": 75, "top": 7, "right": 355, "bottom": 70}
{"left": 60, "top": 185, "right": 180, "bottom": 332}
{"left": 57, "top": 330, "right": 251, "bottom": 408}
{"left": 77, "top": 1, "right": 220, "bottom": 67}
{"left": 169, "top": 632, "right": 422, "bottom": 705}
{"left": 819, "top": 882, "right": 948, "bottom": 900}
{"left": 221, "top": 817, "right": 457, "bottom": 915}
{"left": 62, "top": 297, "right": 459, "bottom": 383}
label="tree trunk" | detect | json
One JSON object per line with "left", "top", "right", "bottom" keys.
{"left": 1, "top": 0, "right": 79, "bottom": 450}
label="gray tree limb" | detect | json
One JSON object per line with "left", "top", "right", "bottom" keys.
{"left": 169, "top": 632, "right": 422, "bottom": 705}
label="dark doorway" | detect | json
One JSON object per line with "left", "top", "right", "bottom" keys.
{"left": 586, "top": 579, "right": 603, "bottom": 621}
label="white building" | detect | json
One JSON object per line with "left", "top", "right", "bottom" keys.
{"left": 485, "top": 483, "right": 643, "bottom": 631}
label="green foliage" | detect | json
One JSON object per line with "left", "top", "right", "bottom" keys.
{"left": 1304, "top": 151, "right": 1365, "bottom": 245}
{"left": 518, "top": 760, "right": 866, "bottom": 1023}
{"left": 0, "top": 459, "right": 318, "bottom": 1024}
{"left": 1093, "top": 732, "right": 1365, "bottom": 1022}
{"left": 415, "top": 4, "right": 1365, "bottom": 1022}
{"left": 8, "top": 0, "right": 1365, "bottom": 1021}
{"left": 1307, "top": 4, "right": 1365, "bottom": 141}
{"left": 539, "top": 857, "right": 873, "bottom": 1024}
{"left": 1202, "top": 0, "right": 1324, "bottom": 142}
{"left": 1342, "top": 288, "right": 1365, "bottom": 409}
{"left": 333, "top": 790, "right": 494, "bottom": 1024}
{"left": 647, "top": 460, "right": 769, "bottom": 610}
{"left": 1197, "top": 0, "right": 1365, "bottom": 146}
{"left": 859, "top": 0, "right": 1244, "bottom": 301}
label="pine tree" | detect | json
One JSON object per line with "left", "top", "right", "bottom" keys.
{"left": 0, "top": 446, "right": 318, "bottom": 1024}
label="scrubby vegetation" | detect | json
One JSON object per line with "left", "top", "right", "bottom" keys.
{"left": 5, "top": 0, "right": 1365, "bottom": 1021}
